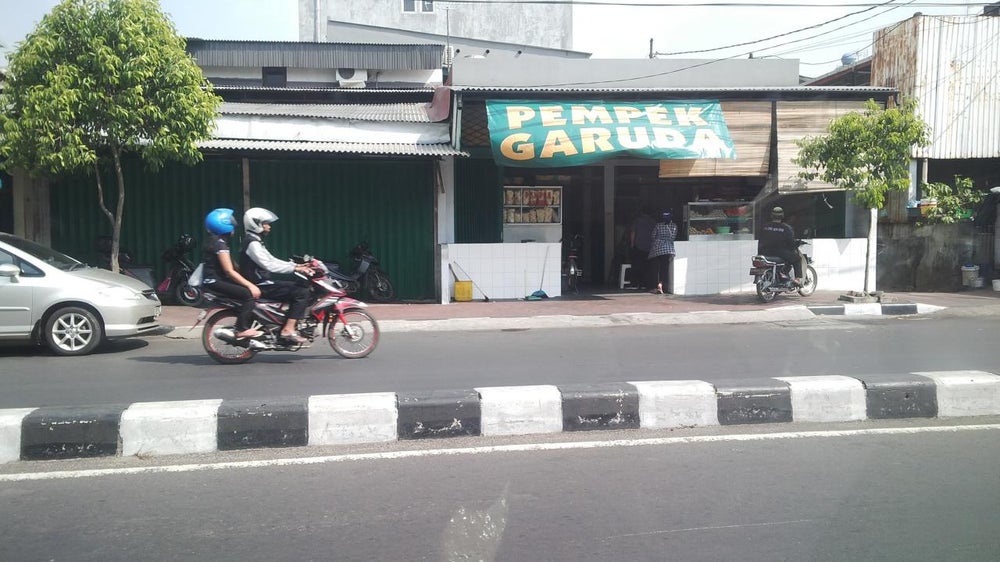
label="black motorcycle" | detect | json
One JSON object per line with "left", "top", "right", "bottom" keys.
{"left": 749, "top": 240, "right": 818, "bottom": 303}
{"left": 155, "top": 234, "right": 203, "bottom": 306}
{"left": 325, "top": 242, "right": 395, "bottom": 303}
{"left": 94, "top": 236, "right": 157, "bottom": 288}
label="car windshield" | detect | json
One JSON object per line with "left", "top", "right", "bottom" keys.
{"left": 0, "top": 234, "right": 85, "bottom": 271}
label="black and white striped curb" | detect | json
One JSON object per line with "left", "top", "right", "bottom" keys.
{"left": 2, "top": 370, "right": 997, "bottom": 464}
{"left": 807, "top": 303, "right": 943, "bottom": 316}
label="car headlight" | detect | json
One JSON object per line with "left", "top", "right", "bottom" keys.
{"left": 98, "top": 286, "right": 143, "bottom": 301}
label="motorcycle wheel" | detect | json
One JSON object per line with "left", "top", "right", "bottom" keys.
{"left": 366, "top": 268, "right": 395, "bottom": 303}
{"left": 567, "top": 260, "right": 579, "bottom": 293}
{"left": 176, "top": 282, "right": 203, "bottom": 307}
{"left": 202, "top": 309, "right": 257, "bottom": 365}
{"left": 755, "top": 271, "right": 777, "bottom": 303}
{"left": 328, "top": 309, "right": 379, "bottom": 359}
{"left": 798, "top": 265, "right": 818, "bottom": 297}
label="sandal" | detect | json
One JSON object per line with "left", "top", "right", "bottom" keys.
{"left": 279, "top": 332, "right": 309, "bottom": 344}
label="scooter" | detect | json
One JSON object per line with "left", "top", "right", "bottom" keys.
{"left": 749, "top": 240, "right": 818, "bottom": 303}
{"left": 155, "top": 234, "right": 202, "bottom": 306}
{"left": 325, "top": 242, "right": 395, "bottom": 303}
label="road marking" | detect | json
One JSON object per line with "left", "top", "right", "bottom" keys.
{"left": 2, "top": 423, "right": 998, "bottom": 482}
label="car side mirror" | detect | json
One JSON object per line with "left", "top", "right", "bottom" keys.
{"left": 0, "top": 263, "right": 21, "bottom": 281}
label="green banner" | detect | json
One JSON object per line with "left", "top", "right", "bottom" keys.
{"left": 486, "top": 100, "right": 736, "bottom": 168}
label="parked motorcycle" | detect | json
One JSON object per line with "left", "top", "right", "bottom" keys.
{"left": 326, "top": 242, "right": 395, "bottom": 303}
{"left": 749, "top": 240, "right": 818, "bottom": 303}
{"left": 197, "top": 257, "right": 379, "bottom": 364}
{"left": 155, "top": 234, "right": 202, "bottom": 306}
{"left": 94, "top": 236, "right": 157, "bottom": 288}
{"left": 564, "top": 233, "right": 583, "bottom": 293}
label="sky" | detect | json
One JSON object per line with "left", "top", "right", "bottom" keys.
{"left": 0, "top": 0, "right": 988, "bottom": 78}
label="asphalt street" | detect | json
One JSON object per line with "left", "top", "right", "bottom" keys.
{"left": 0, "top": 314, "right": 997, "bottom": 408}
{"left": 2, "top": 419, "right": 998, "bottom": 561}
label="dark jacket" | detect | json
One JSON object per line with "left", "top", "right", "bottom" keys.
{"left": 758, "top": 220, "right": 796, "bottom": 256}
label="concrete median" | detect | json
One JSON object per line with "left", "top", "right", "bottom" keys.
{"left": 3, "top": 371, "right": 999, "bottom": 465}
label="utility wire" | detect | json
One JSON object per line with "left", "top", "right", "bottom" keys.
{"left": 654, "top": 0, "right": 908, "bottom": 55}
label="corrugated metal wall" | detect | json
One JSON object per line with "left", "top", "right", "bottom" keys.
{"left": 873, "top": 15, "right": 1000, "bottom": 159}
{"left": 50, "top": 156, "right": 437, "bottom": 300}
{"left": 50, "top": 158, "right": 244, "bottom": 280}
{"left": 455, "top": 158, "right": 502, "bottom": 243}
{"left": 248, "top": 159, "right": 435, "bottom": 300}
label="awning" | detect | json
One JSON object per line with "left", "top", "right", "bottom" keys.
{"left": 198, "top": 139, "right": 466, "bottom": 156}
{"left": 776, "top": 100, "right": 869, "bottom": 193}
{"left": 659, "top": 101, "right": 770, "bottom": 178}
{"left": 486, "top": 100, "right": 736, "bottom": 168}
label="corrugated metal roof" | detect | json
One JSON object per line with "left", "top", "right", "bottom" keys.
{"left": 219, "top": 102, "right": 432, "bottom": 122}
{"left": 197, "top": 139, "right": 466, "bottom": 156}
{"left": 186, "top": 39, "right": 445, "bottom": 70}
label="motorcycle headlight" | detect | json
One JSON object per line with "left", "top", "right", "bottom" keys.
{"left": 98, "top": 286, "right": 142, "bottom": 301}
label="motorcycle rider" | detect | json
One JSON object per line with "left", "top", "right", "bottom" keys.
{"left": 758, "top": 206, "right": 803, "bottom": 287}
{"left": 200, "top": 208, "right": 261, "bottom": 339}
{"left": 240, "top": 207, "right": 314, "bottom": 344}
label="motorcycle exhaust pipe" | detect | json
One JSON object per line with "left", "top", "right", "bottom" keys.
{"left": 213, "top": 327, "right": 238, "bottom": 344}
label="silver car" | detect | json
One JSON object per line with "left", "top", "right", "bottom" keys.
{"left": 0, "top": 232, "right": 161, "bottom": 356}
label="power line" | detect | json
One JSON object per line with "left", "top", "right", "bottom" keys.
{"left": 438, "top": 0, "right": 992, "bottom": 6}
{"left": 653, "top": 0, "right": 908, "bottom": 56}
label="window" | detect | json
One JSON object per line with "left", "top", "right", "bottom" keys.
{"left": 403, "top": 0, "right": 432, "bottom": 12}
{"left": 262, "top": 67, "right": 287, "bottom": 88}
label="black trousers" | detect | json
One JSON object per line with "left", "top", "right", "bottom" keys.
{"left": 651, "top": 254, "right": 674, "bottom": 293}
{"left": 202, "top": 280, "right": 254, "bottom": 331}
{"left": 259, "top": 280, "right": 311, "bottom": 320}
{"left": 629, "top": 247, "right": 650, "bottom": 288}
{"left": 774, "top": 249, "right": 804, "bottom": 278}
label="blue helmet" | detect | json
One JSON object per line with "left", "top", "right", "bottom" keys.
{"left": 205, "top": 208, "right": 236, "bottom": 235}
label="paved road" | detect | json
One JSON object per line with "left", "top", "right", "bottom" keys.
{"left": 2, "top": 419, "right": 998, "bottom": 561}
{"left": 1, "top": 315, "right": 997, "bottom": 408}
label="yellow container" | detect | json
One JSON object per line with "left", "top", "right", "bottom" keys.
{"left": 454, "top": 280, "right": 473, "bottom": 302}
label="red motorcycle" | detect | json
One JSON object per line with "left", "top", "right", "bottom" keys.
{"left": 196, "top": 258, "right": 379, "bottom": 364}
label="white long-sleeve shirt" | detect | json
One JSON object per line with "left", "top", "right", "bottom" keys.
{"left": 242, "top": 233, "right": 294, "bottom": 285}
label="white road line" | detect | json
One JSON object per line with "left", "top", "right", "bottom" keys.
{"left": 3, "top": 423, "right": 998, "bottom": 482}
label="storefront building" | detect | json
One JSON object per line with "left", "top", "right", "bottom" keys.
{"left": 436, "top": 85, "right": 897, "bottom": 301}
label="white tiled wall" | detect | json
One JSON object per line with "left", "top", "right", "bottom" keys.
{"left": 441, "top": 243, "right": 562, "bottom": 302}
{"left": 439, "top": 239, "right": 872, "bottom": 301}
{"left": 673, "top": 238, "right": 872, "bottom": 295}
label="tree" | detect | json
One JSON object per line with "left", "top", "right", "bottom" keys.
{"left": 0, "top": 0, "right": 221, "bottom": 272}
{"left": 794, "top": 98, "right": 931, "bottom": 293}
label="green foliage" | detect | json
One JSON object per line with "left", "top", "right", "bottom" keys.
{"left": 920, "top": 176, "right": 985, "bottom": 224}
{"left": 0, "top": 0, "right": 221, "bottom": 176}
{"left": 793, "top": 98, "right": 931, "bottom": 209}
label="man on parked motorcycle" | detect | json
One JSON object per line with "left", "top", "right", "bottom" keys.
{"left": 757, "top": 206, "right": 803, "bottom": 287}
{"left": 240, "top": 207, "right": 314, "bottom": 344}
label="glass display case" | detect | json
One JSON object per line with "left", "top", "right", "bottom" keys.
{"left": 503, "top": 186, "right": 562, "bottom": 224}
{"left": 685, "top": 202, "right": 754, "bottom": 240}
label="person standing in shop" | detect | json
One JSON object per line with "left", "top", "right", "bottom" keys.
{"left": 648, "top": 211, "right": 677, "bottom": 295}
{"left": 629, "top": 207, "right": 655, "bottom": 290}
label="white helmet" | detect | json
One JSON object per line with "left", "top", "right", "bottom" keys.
{"left": 243, "top": 207, "right": 278, "bottom": 234}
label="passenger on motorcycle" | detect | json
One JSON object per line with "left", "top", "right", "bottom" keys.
{"left": 200, "top": 208, "right": 262, "bottom": 339}
{"left": 240, "top": 207, "right": 314, "bottom": 344}
{"left": 757, "top": 206, "right": 803, "bottom": 287}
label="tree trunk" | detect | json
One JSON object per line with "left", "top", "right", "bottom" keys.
{"left": 865, "top": 206, "right": 877, "bottom": 293}
{"left": 94, "top": 162, "right": 117, "bottom": 273}
{"left": 112, "top": 150, "right": 126, "bottom": 276}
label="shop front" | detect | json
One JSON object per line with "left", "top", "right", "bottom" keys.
{"left": 438, "top": 87, "right": 895, "bottom": 302}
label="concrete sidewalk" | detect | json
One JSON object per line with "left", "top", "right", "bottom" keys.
{"left": 157, "top": 288, "right": 1000, "bottom": 335}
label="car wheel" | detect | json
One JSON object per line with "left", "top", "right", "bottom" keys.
{"left": 43, "top": 306, "right": 103, "bottom": 356}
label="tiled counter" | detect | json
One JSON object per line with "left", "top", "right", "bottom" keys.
{"left": 440, "top": 243, "right": 562, "bottom": 303}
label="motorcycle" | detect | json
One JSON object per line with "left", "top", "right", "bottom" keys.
{"left": 155, "top": 234, "right": 203, "bottom": 306}
{"left": 564, "top": 233, "right": 583, "bottom": 293}
{"left": 325, "top": 242, "right": 395, "bottom": 303}
{"left": 749, "top": 240, "right": 818, "bottom": 303}
{"left": 94, "top": 236, "right": 157, "bottom": 288}
{"left": 196, "top": 258, "right": 379, "bottom": 364}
